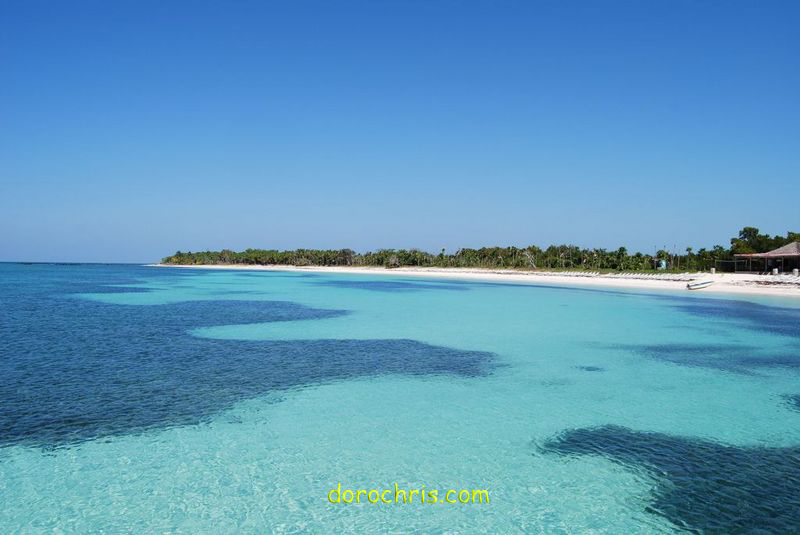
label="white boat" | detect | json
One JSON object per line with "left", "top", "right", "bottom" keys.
{"left": 687, "top": 280, "right": 714, "bottom": 290}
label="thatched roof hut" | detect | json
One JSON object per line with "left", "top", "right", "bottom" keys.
{"left": 734, "top": 241, "right": 800, "bottom": 272}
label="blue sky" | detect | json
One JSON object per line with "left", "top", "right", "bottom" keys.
{"left": 1, "top": 1, "right": 798, "bottom": 262}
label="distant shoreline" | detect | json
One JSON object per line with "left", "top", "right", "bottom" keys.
{"left": 152, "top": 264, "right": 800, "bottom": 299}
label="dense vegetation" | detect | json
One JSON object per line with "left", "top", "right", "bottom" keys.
{"left": 162, "top": 227, "right": 799, "bottom": 272}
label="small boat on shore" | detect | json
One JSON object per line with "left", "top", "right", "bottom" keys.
{"left": 687, "top": 280, "right": 714, "bottom": 290}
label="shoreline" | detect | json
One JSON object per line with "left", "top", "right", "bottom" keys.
{"left": 151, "top": 264, "right": 800, "bottom": 299}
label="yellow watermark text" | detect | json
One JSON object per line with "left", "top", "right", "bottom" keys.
{"left": 328, "top": 484, "right": 489, "bottom": 504}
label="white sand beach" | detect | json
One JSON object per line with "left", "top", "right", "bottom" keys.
{"left": 154, "top": 264, "right": 800, "bottom": 299}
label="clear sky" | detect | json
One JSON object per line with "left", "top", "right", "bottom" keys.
{"left": 1, "top": 1, "right": 798, "bottom": 262}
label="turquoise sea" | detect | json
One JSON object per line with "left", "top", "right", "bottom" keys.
{"left": 2, "top": 263, "right": 800, "bottom": 533}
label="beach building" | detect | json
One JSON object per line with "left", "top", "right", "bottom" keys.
{"left": 734, "top": 241, "right": 800, "bottom": 273}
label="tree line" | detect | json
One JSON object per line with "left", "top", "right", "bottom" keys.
{"left": 162, "top": 227, "right": 799, "bottom": 272}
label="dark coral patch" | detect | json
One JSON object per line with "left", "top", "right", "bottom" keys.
{"left": 784, "top": 394, "right": 800, "bottom": 412}
{"left": 658, "top": 295, "right": 800, "bottom": 340}
{"left": 576, "top": 366, "right": 604, "bottom": 372}
{"left": 0, "top": 264, "right": 494, "bottom": 449}
{"left": 542, "top": 425, "right": 800, "bottom": 533}
{"left": 614, "top": 343, "right": 799, "bottom": 374}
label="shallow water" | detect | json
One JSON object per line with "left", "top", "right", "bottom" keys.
{"left": 1, "top": 264, "right": 799, "bottom": 533}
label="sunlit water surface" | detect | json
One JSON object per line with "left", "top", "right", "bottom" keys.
{"left": 1, "top": 264, "right": 799, "bottom": 533}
